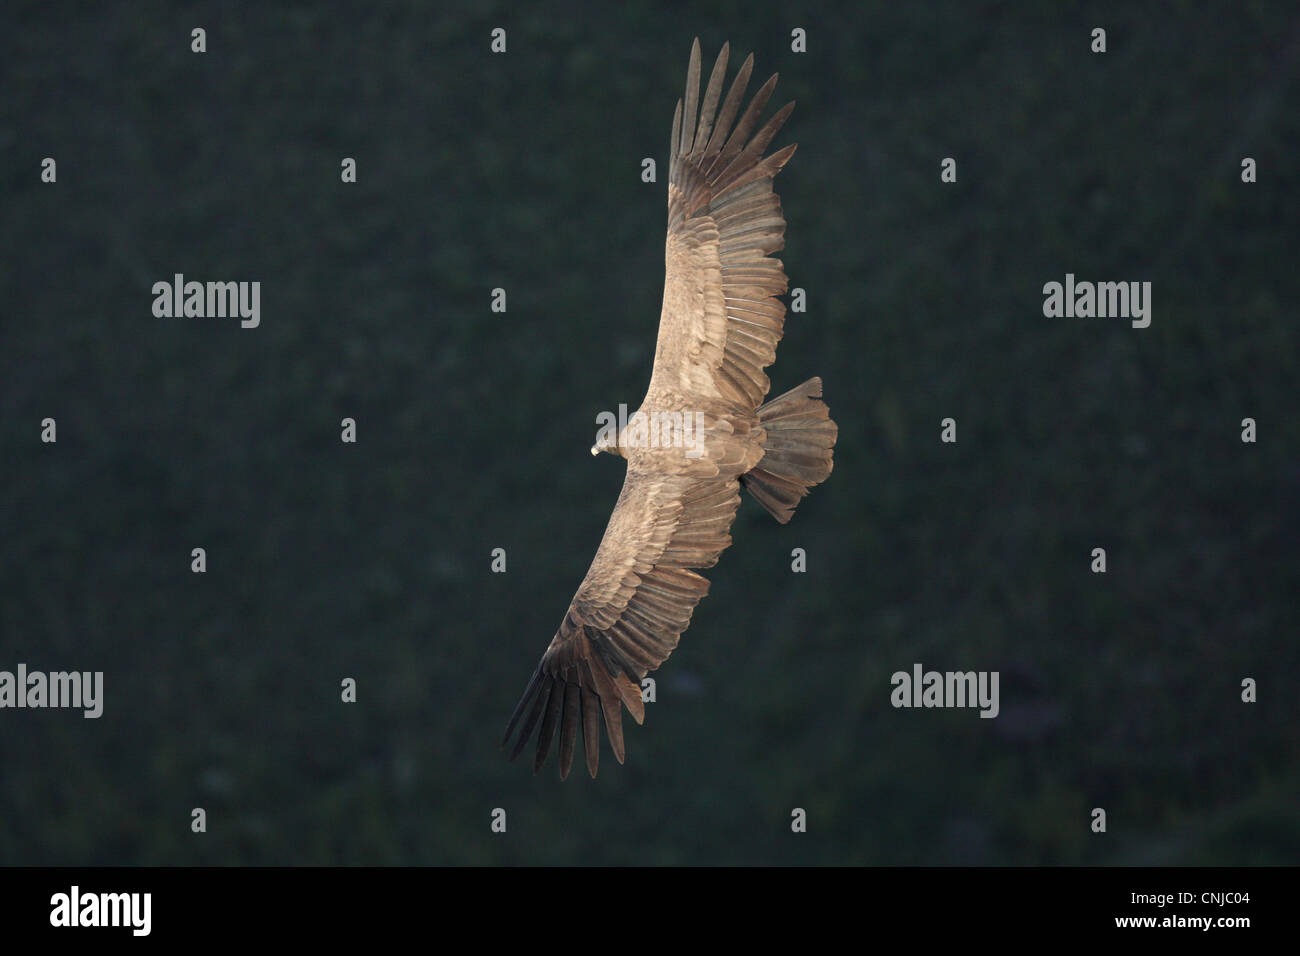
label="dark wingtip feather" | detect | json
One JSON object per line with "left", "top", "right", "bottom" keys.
{"left": 681, "top": 38, "right": 702, "bottom": 155}
{"left": 501, "top": 667, "right": 540, "bottom": 747}
{"left": 669, "top": 98, "right": 683, "bottom": 172}
{"left": 600, "top": 690, "right": 626, "bottom": 764}
{"left": 558, "top": 682, "right": 580, "bottom": 780}
{"left": 703, "top": 53, "right": 754, "bottom": 161}
{"left": 615, "top": 674, "right": 647, "bottom": 725}
{"left": 715, "top": 71, "right": 779, "bottom": 168}
{"left": 507, "top": 676, "right": 551, "bottom": 762}
{"left": 581, "top": 683, "right": 601, "bottom": 778}
{"left": 691, "top": 42, "right": 730, "bottom": 160}
{"left": 532, "top": 676, "right": 564, "bottom": 773}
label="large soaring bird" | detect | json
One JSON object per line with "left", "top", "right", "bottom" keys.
{"left": 504, "top": 39, "right": 837, "bottom": 778}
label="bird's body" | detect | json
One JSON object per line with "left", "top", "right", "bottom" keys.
{"left": 504, "top": 39, "right": 838, "bottom": 778}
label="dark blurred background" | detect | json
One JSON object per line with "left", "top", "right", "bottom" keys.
{"left": 1, "top": 1, "right": 1297, "bottom": 865}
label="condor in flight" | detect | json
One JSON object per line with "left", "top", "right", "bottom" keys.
{"left": 504, "top": 39, "right": 837, "bottom": 778}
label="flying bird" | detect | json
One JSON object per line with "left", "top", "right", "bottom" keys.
{"left": 503, "top": 39, "right": 837, "bottom": 778}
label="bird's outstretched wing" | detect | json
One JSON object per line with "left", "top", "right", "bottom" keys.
{"left": 644, "top": 38, "right": 797, "bottom": 414}
{"left": 503, "top": 472, "right": 740, "bottom": 778}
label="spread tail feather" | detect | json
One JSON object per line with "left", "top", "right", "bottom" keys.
{"left": 741, "top": 377, "right": 837, "bottom": 523}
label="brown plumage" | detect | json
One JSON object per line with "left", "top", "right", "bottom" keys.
{"left": 503, "top": 39, "right": 838, "bottom": 779}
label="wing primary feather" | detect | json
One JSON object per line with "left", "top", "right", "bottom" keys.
{"left": 601, "top": 691, "right": 626, "bottom": 763}
{"left": 558, "top": 681, "right": 580, "bottom": 780}
{"left": 508, "top": 676, "right": 551, "bottom": 762}
{"left": 702, "top": 54, "right": 754, "bottom": 161}
{"left": 717, "top": 144, "right": 798, "bottom": 200}
{"left": 615, "top": 674, "right": 647, "bottom": 725}
{"left": 691, "top": 42, "right": 729, "bottom": 159}
{"left": 579, "top": 655, "right": 627, "bottom": 764}
{"left": 680, "top": 38, "right": 702, "bottom": 156}
{"left": 669, "top": 98, "right": 683, "bottom": 180}
{"left": 716, "top": 102, "right": 796, "bottom": 189}
{"left": 709, "top": 73, "right": 779, "bottom": 177}
{"left": 532, "top": 677, "right": 564, "bottom": 773}
{"left": 502, "top": 667, "right": 542, "bottom": 747}
{"left": 580, "top": 681, "right": 602, "bottom": 778}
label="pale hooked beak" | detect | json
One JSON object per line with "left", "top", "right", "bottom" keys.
{"left": 590, "top": 444, "right": 600, "bottom": 456}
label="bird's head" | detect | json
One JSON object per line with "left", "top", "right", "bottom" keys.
{"left": 591, "top": 430, "right": 626, "bottom": 458}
